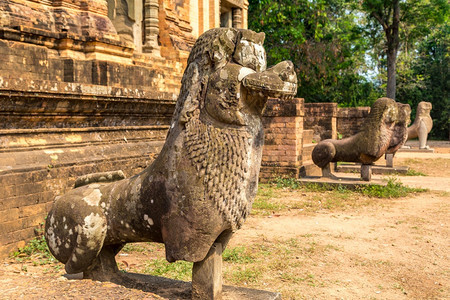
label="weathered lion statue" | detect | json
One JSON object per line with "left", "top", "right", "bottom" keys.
{"left": 45, "top": 28, "right": 297, "bottom": 281}
{"left": 312, "top": 97, "right": 399, "bottom": 180}
{"left": 407, "top": 101, "right": 433, "bottom": 149}
{"left": 386, "top": 102, "right": 411, "bottom": 155}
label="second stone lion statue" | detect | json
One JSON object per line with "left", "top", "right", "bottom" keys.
{"left": 312, "top": 97, "right": 410, "bottom": 180}
{"left": 45, "top": 28, "right": 297, "bottom": 280}
{"left": 407, "top": 101, "right": 433, "bottom": 149}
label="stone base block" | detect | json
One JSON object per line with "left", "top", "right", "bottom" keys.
{"left": 398, "top": 147, "right": 434, "bottom": 153}
{"left": 336, "top": 163, "right": 409, "bottom": 175}
{"left": 118, "top": 272, "right": 281, "bottom": 300}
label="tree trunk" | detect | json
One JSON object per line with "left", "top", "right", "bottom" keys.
{"left": 386, "top": 0, "right": 400, "bottom": 100}
{"left": 386, "top": 45, "right": 397, "bottom": 99}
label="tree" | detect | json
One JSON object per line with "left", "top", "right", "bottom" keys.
{"left": 248, "top": 0, "right": 382, "bottom": 105}
{"left": 396, "top": 24, "right": 449, "bottom": 139}
{"left": 360, "top": 0, "right": 449, "bottom": 99}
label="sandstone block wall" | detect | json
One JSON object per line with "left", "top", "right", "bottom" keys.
{"left": 337, "top": 107, "right": 371, "bottom": 138}
{"left": 303, "top": 102, "right": 338, "bottom": 142}
{"left": 261, "top": 98, "right": 304, "bottom": 180}
{"left": 0, "top": 29, "right": 180, "bottom": 258}
{"left": 0, "top": 38, "right": 176, "bottom": 257}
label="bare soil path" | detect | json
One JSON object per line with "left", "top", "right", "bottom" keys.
{"left": 0, "top": 141, "right": 448, "bottom": 299}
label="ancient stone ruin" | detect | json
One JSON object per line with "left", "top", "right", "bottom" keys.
{"left": 311, "top": 97, "right": 402, "bottom": 181}
{"left": 407, "top": 101, "right": 433, "bottom": 149}
{"left": 0, "top": 0, "right": 252, "bottom": 258}
{"left": 44, "top": 28, "right": 297, "bottom": 297}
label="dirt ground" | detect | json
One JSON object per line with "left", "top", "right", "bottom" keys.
{"left": 1, "top": 140, "right": 449, "bottom": 299}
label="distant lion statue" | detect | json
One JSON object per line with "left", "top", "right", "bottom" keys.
{"left": 407, "top": 101, "right": 433, "bottom": 149}
{"left": 44, "top": 27, "right": 297, "bottom": 283}
{"left": 312, "top": 97, "right": 399, "bottom": 180}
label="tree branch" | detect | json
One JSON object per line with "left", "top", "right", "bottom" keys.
{"left": 371, "top": 11, "right": 388, "bottom": 31}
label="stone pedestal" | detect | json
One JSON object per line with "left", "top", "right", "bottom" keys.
{"left": 192, "top": 243, "right": 223, "bottom": 300}
{"left": 361, "top": 164, "right": 372, "bottom": 181}
{"left": 385, "top": 154, "right": 394, "bottom": 168}
{"left": 322, "top": 163, "right": 333, "bottom": 178}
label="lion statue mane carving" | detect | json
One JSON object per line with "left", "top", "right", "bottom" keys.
{"left": 44, "top": 28, "right": 297, "bottom": 280}
{"left": 407, "top": 101, "right": 433, "bottom": 149}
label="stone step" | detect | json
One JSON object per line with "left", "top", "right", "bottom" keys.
{"left": 299, "top": 161, "right": 322, "bottom": 177}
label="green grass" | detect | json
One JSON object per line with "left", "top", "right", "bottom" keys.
{"left": 357, "top": 178, "right": 427, "bottom": 198}
{"left": 271, "top": 176, "right": 426, "bottom": 198}
{"left": 225, "top": 266, "right": 262, "bottom": 284}
{"left": 405, "top": 169, "right": 427, "bottom": 176}
{"left": 223, "top": 246, "right": 254, "bottom": 263}
{"left": 11, "top": 235, "right": 57, "bottom": 266}
{"left": 143, "top": 258, "right": 193, "bottom": 281}
{"left": 121, "top": 243, "right": 148, "bottom": 253}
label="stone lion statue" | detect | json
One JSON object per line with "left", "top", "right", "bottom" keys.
{"left": 386, "top": 102, "right": 411, "bottom": 155}
{"left": 312, "top": 97, "right": 399, "bottom": 179}
{"left": 45, "top": 28, "right": 297, "bottom": 281}
{"left": 407, "top": 101, "right": 433, "bottom": 149}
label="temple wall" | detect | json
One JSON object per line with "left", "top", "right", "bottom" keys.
{"left": 303, "top": 103, "right": 372, "bottom": 141}
{"left": 260, "top": 98, "right": 304, "bottom": 180}
{"left": 337, "top": 107, "right": 371, "bottom": 138}
{"left": 303, "top": 102, "right": 338, "bottom": 142}
{"left": 0, "top": 0, "right": 249, "bottom": 257}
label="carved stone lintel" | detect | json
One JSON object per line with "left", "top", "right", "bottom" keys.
{"left": 192, "top": 243, "right": 223, "bottom": 300}
{"left": 361, "top": 164, "right": 372, "bottom": 181}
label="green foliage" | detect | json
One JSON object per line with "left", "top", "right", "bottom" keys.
{"left": 357, "top": 178, "right": 427, "bottom": 198}
{"left": 249, "top": 0, "right": 448, "bottom": 124}
{"left": 248, "top": 0, "right": 382, "bottom": 105}
{"left": 143, "top": 259, "right": 192, "bottom": 281}
{"left": 273, "top": 176, "right": 302, "bottom": 189}
{"left": 397, "top": 24, "right": 449, "bottom": 139}
{"left": 359, "top": 0, "right": 449, "bottom": 99}
{"left": 12, "top": 236, "right": 50, "bottom": 257}
{"left": 268, "top": 176, "right": 426, "bottom": 199}
{"left": 12, "top": 235, "right": 56, "bottom": 265}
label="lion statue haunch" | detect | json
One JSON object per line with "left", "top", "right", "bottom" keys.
{"left": 407, "top": 101, "right": 433, "bottom": 149}
{"left": 312, "top": 97, "right": 400, "bottom": 179}
{"left": 45, "top": 28, "right": 297, "bottom": 280}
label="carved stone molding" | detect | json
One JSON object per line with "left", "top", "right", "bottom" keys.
{"left": 142, "top": 0, "right": 160, "bottom": 53}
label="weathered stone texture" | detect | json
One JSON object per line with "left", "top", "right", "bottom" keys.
{"left": 337, "top": 107, "right": 371, "bottom": 138}
{"left": 261, "top": 98, "right": 304, "bottom": 180}
{"left": 303, "top": 102, "right": 337, "bottom": 142}
{"left": 0, "top": 0, "right": 248, "bottom": 259}
{"left": 42, "top": 28, "right": 297, "bottom": 285}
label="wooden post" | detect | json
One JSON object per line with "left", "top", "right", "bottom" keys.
{"left": 192, "top": 243, "right": 223, "bottom": 300}
{"left": 361, "top": 164, "right": 372, "bottom": 181}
